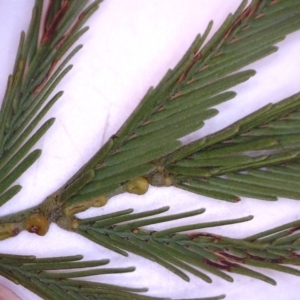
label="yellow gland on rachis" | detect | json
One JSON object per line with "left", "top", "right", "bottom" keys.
{"left": 23, "top": 214, "right": 49, "bottom": 236}
{"left": 125, "top": 177, "right": 149, "bottom": 195}
{"left": 63, "top": 195, "right": 109, "bottom": 216}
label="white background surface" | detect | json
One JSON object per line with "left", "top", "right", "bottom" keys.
{"left": 0, "top": 1, "right": 300, "bottom": 299}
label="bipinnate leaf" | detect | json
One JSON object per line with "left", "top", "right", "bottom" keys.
{"left": 169, "top": 92, "right": 300, "bottom": 202}
{"left": 0, "top": 253, "right": 164, "bottom": 300}
{"left": 0, "top": 1, "right": 102, "bottom": 207}
{"left": 60, "top": 0, "right": 300, "bottom": 212}
{"left": 78, "top": 206, "right": 300, "bottom": 287}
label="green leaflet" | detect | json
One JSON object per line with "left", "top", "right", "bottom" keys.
{"left": 181, "top": 179, "right": 276, "bottom": 202}
{"left": 0, "top": 150, "right": 41, "bottom": 197}
{"left": 0, "top": 119, "right": 55, "bottom": 183}
{"left": 177, "top": 182, "right": 240, "bottom": 202}
{"left": 151, "top": 92, "right": 236, "bottom": 122}
{"left": 177, "top": 155, "right": 257, "bottom": 167}
{"left": 105, "top": 141, "right": 182, "bottom": 166}
{"left": 0, "top": 186, "right": 22, "bottom": 207}
{"left": 175, "top": 70, "right": 255, "bottom": 97}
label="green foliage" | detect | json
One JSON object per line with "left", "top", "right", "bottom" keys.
{"left": 174, "top": 93, "right": 300, "bottom": 201}
{"left": 59, "top": 0, "right": 300, "bottom": 213}
{"left": 0, "top": 0, "right": 101, "bottom": 207}
{"left": 78, "top": 207, "right": 300, "bottom": 285}
{"left": 1, "top": 0, "right": 300, "bottom": 299}
{"left": 0, "top": 253, "right": 161, "bottom": 300}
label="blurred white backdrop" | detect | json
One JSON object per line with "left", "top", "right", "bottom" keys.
{"left": 0, "top": 1, "right": 300, "bottom": 299}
